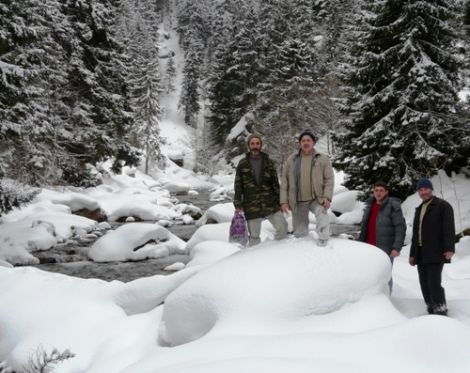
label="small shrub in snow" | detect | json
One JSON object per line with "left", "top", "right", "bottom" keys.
{"left": 0, "top": 179, "right": 39, "bottom": 216}
{"left": 24, "top": 346, "right": 75, "bottom": 373}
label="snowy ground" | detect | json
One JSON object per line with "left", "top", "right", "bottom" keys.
{"left": 1, "top": 167, "right": 470, "bottom": 372}
{"left": 1, "top": 233, "right": 470, "bottom": 373}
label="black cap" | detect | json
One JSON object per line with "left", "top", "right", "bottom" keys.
{"left": 298, "top": 128, "right": 317, "bottom": 142}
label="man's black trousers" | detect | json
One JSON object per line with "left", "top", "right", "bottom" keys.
{"left": 417, "top": 262, "right": 446, "bottom": 312}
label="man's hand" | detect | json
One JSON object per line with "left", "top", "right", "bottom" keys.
{"left": 409, "top": 257, "right": 416, "bottom": 266}
{"left": 443, "top": 251, "right": 454, "bottom": 260}
{"left": 390, "top": 249, "right": 400, "bottom": 258}
{"left": 281, "top": 203, "right": 290, "bottom": 213}
{"left": 320, "top": 198, "right": 331, "bottom": 209}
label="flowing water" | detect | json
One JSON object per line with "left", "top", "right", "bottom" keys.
{"left": 31, "top": 190, "right": 218, "bottom": 282}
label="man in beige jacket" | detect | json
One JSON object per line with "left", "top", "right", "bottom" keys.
{"left": 280, "top": 128, "right": 334, "bottom": 246}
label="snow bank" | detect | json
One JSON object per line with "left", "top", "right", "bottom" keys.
{"left": 331, "top": 190, "right": 359, "bottom": 214}
{"left": 447, "top": 237, "right": 470, "bottom": 280}
{"left": 113, "top": 267, "right": 200, "bottom": 315}
{"left": 89, "top": 223, "right": 186, "bottom": 262}
{"left": 186, "top": 241, "right": 240, "bottom": 268}
{"left": 0, "top": 267, "right": 125, "bottom": 372}
{"left": 196, "top": 202, "right": 234, "bottom": 225}
{"left": 159, "top": 238, "right": 391, "bottom": 346}
{"left": 186, "top": 223, "right": 231, "bottom": 251}
{"left": 122, "top": 316, "right": 470, "bottom": 373}
{"left": 2, "top": 235, "right": 470, "bottom": 373}
{"left": 1, "top": 200, "right": 71, "bottom": 223}
{"left": 0, "top": 213, "right": 96, "bottom": 265}
{"left": 36, "top": 189, "right": 99, "bottom": 212}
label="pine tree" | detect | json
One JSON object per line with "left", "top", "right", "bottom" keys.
{"left": 60, "top": 0, "right": 139, "bottom": 183}
{"left": 177, "top": 1, "right": 207, "bottom": 127}
{"left": 208, "top": 2, "right": 260, "bottom": 148}
{"left": 333, "top": 0, "right": 466, "bottom": 199}
{"left": 463, "top": 0, "right": 470, "bottom": 91}
{"left": 0, "top": 0, "right": 78, "bottom": 185}
{"left": 253, "top": 0, "right": 320, "bottom": 167}
{"left": 127, "top": 2, "right": 164, "bottom": 174}
{"left": 165, "top": 55, "right": 177, "bottom": 94}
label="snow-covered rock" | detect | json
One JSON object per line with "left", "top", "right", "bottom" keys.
{"left": 88, "top": 223, "right": 186, "bottom": 262}
{"left": 186, "top": 223, "right": 231, "bottom": 251}
{"left": 36, "top": 189, "right": 99, "bottom": 212}
{"left": 196, "top": 203, "right": 234, "bottom": 226}
{"left": 331, "top": 190, "right": 360, "bottom": 214}
{"left": 0, "top": 213, "right": 96, "bottom": 265}
{"left": 99, "top": 193, "right": 179, "bottom": 222}
{"left": 164, "top": 262, "right": 186, "bottom": 271}
{"left": 159, "top": 238, "right": 392, "bottom": 346}
{"left": 186, "top": 241, "right": 240, "bottom": 268}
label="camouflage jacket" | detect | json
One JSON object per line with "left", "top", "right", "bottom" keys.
{"left": 233, "top": 152, "right": 281, "bottom": 220}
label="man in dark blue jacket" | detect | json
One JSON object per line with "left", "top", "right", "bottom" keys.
{"left": 359, "top": 181, "right": 406, "bottom": 292}
{"left": 409, "top": 178, "right": 455, "bottom": 316}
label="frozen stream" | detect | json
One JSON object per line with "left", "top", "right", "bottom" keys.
{"left": 31, "top": 191, "right": 360, "bottom": 282}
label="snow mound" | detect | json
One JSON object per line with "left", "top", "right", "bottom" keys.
{"left": 331, "top": 190, "right": 359, "bottom": 214}
{"left": 196, "top": 203, "right": 234, "bottom": 226}
{"left": 37, "top": 189, "right": 99, "bottom": 212}
{"left": 160, "top": 238, "right": 391, "bottom": 346}
{"left": 1, "top": 200, "right": 71, "bottom": 223}
{"left": 0, "top": 213, "right": 96, "bottom": 265}
{"left": 99, "top": 193, "right": 179, "bottom": 222}
{"left": 124, "top": 316, "right": 470, "bottom": 373}
{"left": 185, "top": 222, "right": 231, "bottom": 250}
{"left": 447, "top": 237, "right": 470, "bottom": 280}
{"left": 186, "top": 241, "right": 240, "bottom": 268}
{"left": 89, "top": 223, "right": 185, "bottom": 262}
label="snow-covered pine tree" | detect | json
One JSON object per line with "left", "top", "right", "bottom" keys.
{"left": 0, "top": 0, "right": 70, "bottom": 185}
{"left": 127, "top": 2, "right": 164, "bottom": 174}
{"left": 463, "top": 0, "right": 470, "bottom": 100}
{"left": 254, "top": 0, "right": 319, "bottom": 168}
{"left": 208, "top": 3, "right": 260, "bottom": 149}
{"left": 177, "top": 1, "right": 207, "bottom": 127}
{"left": 333, "top": 0, "right": 465, "bottom": 199}
{"left": 179, "top": 49, "right": 202, "bottom": 127}
{"left": 165, "top": 55, "right": 177, "bottom": 94}
{"left": 314, "top": 0, "right": 365, "bottom": 155}
{"left": 60, "top": 0, "right": 139, "bottom": 183}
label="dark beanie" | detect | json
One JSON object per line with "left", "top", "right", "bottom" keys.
{"left": 298, "top": 128, "right": 316, "bottom": 142}
{"left": 416, "top": 178, "right": 433, "bottom": 190}
{"left": 246, "top": 133, "right": 263, "bottom": 146}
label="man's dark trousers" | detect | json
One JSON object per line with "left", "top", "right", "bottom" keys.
{"left": 417, "top": 261, "right": 446, "bottom": 314}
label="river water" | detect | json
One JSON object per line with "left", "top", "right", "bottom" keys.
{"left": 31, "top": 191, "right": 360, "bottom": 282}
{"left": 31, "top": 190, "right": 218, "bottom": 282}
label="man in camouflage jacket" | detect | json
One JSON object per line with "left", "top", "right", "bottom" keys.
{"left": 234, "top": 134, "right": 287, "bottom": 246}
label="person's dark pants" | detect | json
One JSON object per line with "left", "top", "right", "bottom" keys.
{"left": 417, "top": 263, "right": 447, "bottom": 315}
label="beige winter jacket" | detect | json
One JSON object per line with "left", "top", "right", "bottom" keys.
{"left": 280, "top": 150, "right": 334, "bottom": 211}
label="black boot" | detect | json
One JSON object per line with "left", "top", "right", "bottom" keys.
{"left": 432, "top": 303, "right": 448, "bottom": 316}
{"left": 426, "top": 303, "right": 434, "bottom": 315}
